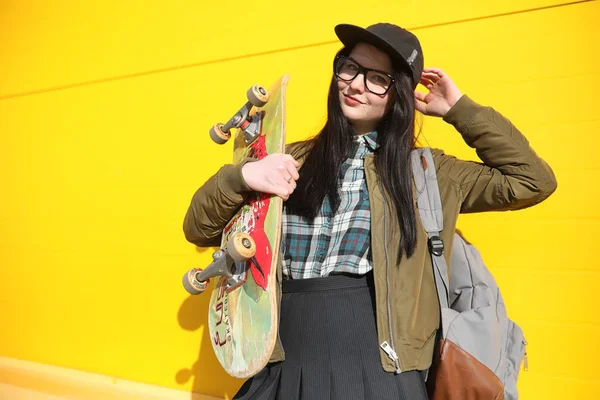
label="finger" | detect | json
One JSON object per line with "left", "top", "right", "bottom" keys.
{"left": 283, "top": 175, "right": 295, "bottom": 186}
{"left": 420, "top": 76, "right": 434, "bottom": 85}
{"left": 414, "top": 91, "right": 427, "bottom": 102}
{"left": 419, "top": 78, "right": 434, "bottom": 90}
{"left": 276, "top": 164, "right": 291, "bottom": 180}
{"left": 290, "top": 179, "right": 297, "bottom": 190}
{"left": 284, "top": 161, "right": 300, "bottom": 180}
{"left": 414, "top": 98, "right": 427, "bottom": 114}
{"left": 284, "top": 180, "right": 297, "bottom": 197}
{"left": 282, "top": 172, "right": 297, "bottom": 189}
{"left": 421, "top": 72, "right": 441, "bottom": 82}
{"left": 279, "top": 167, "right": 296, "bottom": 184}
{"left": 284, "top": 154, "right": 301, "bottom": 168}
{"left": 423, "top": 67, "right": 445, "bottom": 77}
{"left": 279, "top": 178, "right": 295, "bottom": 200}
{"left": 270, "top": 182, "right": 290, "bottom": 200}
{"left": 275, "top": 174, "right": 295, "bottom": 194}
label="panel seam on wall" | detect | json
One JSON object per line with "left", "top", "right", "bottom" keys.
{"left": 0, "top": 0, "right": 595, "bottom": 101}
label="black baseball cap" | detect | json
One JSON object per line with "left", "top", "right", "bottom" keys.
{"left": 334, "top": 23, "right": 424, "bottom": 89}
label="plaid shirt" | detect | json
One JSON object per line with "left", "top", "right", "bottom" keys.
{"left": 282, "top": 132, "right": 378, "bottom": 279}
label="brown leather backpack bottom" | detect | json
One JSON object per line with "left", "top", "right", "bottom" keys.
{"left": 427, "top": 339, "right": 504, "bottom": 400}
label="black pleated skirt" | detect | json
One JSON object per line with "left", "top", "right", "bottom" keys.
{"left": 233, "top": 272, "right": 429, "bottom": 400}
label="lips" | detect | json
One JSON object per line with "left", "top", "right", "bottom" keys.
{"left": 343, "top": 94, "right": 363, "bottom": 106}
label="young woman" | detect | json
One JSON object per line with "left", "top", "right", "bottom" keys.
{"left": 184, "top": 22, "right": 557, "bottom": 400}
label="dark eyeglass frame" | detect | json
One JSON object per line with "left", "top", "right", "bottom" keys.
{"left": 334, "top": 55, "right": 396, "bottom": 95}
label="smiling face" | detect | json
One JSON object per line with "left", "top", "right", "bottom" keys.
{"left": 337, "top": 42, "right": 396, "bottom": 135}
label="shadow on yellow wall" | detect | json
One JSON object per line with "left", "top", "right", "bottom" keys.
{"left": 175, "top": 249, "right": 247, "bottom": 396}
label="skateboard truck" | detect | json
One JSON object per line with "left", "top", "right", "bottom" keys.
{"left": 209, "top": 84, "right": 270, "bottom": 146}
{"left": 182, "top": 232, "right": 257, "bottom": 295}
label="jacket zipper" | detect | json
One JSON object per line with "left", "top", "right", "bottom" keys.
{"left": 378, "top": 181, "right": 402, "bottom": 374}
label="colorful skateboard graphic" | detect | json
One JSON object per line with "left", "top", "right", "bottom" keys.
{"left": 183, "top": 75, "right": 288, "bottom": 378}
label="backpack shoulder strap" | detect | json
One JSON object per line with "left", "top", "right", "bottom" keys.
{"left": 410, "top": 147, "right": 450, "bottom": 310}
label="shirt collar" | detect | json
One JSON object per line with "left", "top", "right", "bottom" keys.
{"left": 358, "top": 131, "right": 378, "bottom": 152}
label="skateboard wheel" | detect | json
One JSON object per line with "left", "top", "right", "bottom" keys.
{"left": 227, "top": 232, "right": 256, "bottom": 262}
{"left": 210, "top": 123, "right": 230, "bottom": 145}
{"left": 247, "top": 84, "right": 269, "bottom": 107}
{"left": 182, "top": 267, "right": 209, "bottom": 295}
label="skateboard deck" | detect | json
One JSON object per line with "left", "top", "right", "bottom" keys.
{"left": 184, "top": 75, "right": 289, "bottom": 378}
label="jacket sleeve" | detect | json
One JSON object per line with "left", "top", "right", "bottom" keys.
{"left": 432, "top": 95, "right": 557, "bottom": 213}
{"left": 183, "top": 159, "right": 254, "bottom": 247}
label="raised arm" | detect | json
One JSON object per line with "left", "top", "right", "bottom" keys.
{"left": 415, "top": 67, "right": 557, "bottom": 212}
{"left": 434, "top": 95, "right": 557, "bottom": 212}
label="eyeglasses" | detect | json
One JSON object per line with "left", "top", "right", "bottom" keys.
{"left": 334, "top": 55, "right": 395, "bottom": 95}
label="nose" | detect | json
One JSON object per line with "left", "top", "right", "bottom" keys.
{"left": 349, "top": 73, "right": 365, "bottom": 93}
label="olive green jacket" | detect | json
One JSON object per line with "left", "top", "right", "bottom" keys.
{"left": 183, "top": 95, "right": 557, "bottom": 373}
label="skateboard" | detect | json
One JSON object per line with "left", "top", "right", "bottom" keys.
{"left": 182, "top": 75, "right": 289, "bottom": 378}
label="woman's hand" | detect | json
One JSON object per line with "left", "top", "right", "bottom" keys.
{"left": 414, "top": 68, "right": 463, "bottom": 118}
{"left": 241, "top": 154, "right": 300, "bottom": 200}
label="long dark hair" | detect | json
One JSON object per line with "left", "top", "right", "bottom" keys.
{"left": 285, "top": 50, "right": 419, "bottom": 264}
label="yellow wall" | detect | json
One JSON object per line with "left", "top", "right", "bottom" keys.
{"left": 1, "top": 0, "right": 598, "bottom": 398}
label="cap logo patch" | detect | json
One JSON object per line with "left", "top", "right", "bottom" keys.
{"left": 406, "top": 49, "right": 418, "bottom": 65}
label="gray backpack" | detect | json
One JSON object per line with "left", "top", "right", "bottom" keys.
{"left": 411, "top": 148, "right": 528, "bottom": 400}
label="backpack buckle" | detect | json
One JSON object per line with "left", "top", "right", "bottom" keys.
{"left": 428, "top": 236, "right": 444, "bottom": 257}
